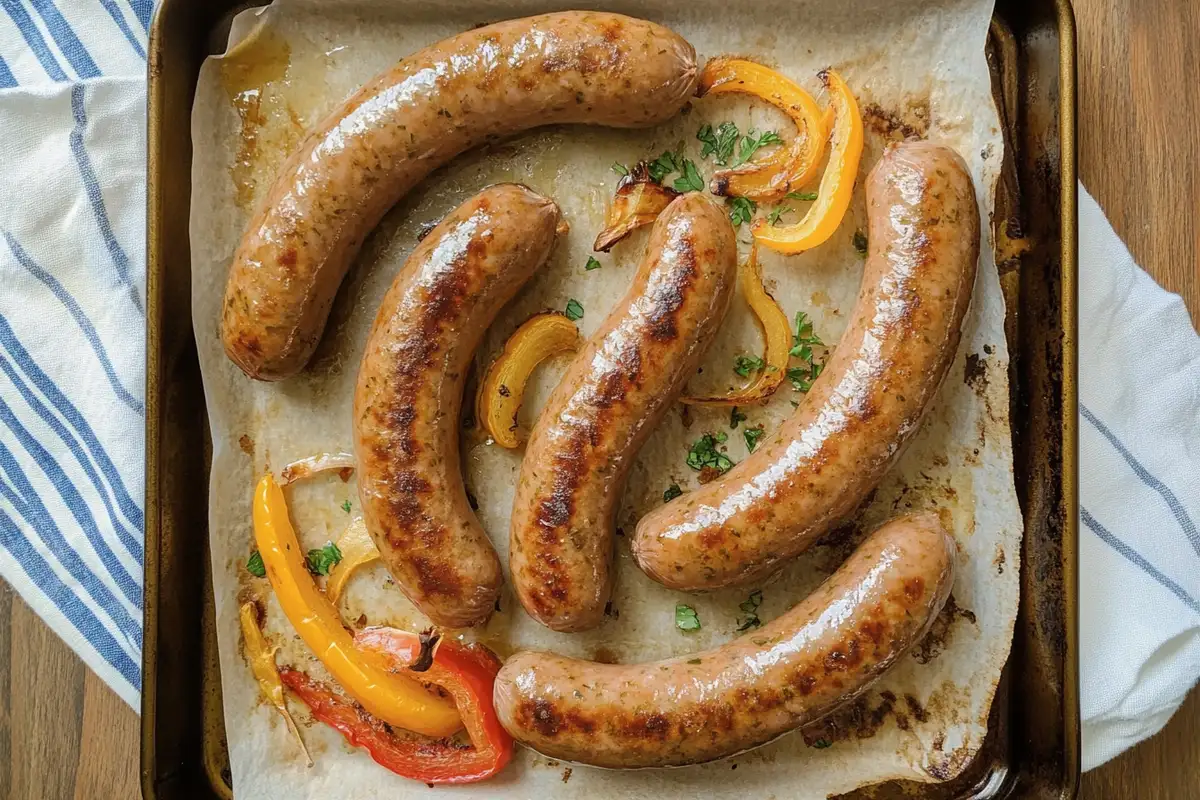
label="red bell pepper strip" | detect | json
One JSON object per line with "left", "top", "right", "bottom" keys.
{"left": 279, "top": 629, "right": 512, "bottom": 784}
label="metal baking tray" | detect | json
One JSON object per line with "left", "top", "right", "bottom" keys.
{"left": 142, "top": 1, "right": 1078, "bottom": 796}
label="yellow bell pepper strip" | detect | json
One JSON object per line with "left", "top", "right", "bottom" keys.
{"left": 281, "top": 629, "right": 512, "bottom": 784}
{"left": 324, "top": 516, "right": 380, "bottom": 603}
{"left": 239, "top": 601, "right": 312, "bottom": 766}
{"left": 252, "top": 473, "right": 461, "bottom": 737}
{"left": 682, "top": 245, "right": 790, "bottom": 406}
{"left": 594, "top": 162, "right": 680, "bottom": 252}
{"left": 698, "top": 58, "right": 828, "bottom": 202}
{"left": 752, "top": 69, "right": 864, "bottom": 254}
{"left": 278, "top": 452, "right": 355, "bottom": 485}
{"left": 477, "top": 312, "right": 580, "bottom": 448}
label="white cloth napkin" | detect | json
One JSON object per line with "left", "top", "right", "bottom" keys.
{"left": 0, "top": 3, "right": 150, "bottom": 709}
{"left": 1078, "top": 187, "right": 1200, "bottom": 770}
{"left": 0, "top": 0, "right": 1197, "bottom": 772}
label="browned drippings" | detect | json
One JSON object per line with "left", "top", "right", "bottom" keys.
{"left": 910, "top": 594, "right": 978, "bottom": 665}
{"left": 219, "top": 28, "right": 302, "bottom": 209}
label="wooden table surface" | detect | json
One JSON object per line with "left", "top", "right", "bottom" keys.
{"left": 1, "top": 0, "right": 1197, "bottom": 797}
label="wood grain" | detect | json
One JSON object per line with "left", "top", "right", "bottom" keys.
{"left": 1076, "top": 0, "right": 1200, "bottom": 320}
{"left": 0, "top": 583, "right": 139, "bottom": 800}
{"left": 0, "top": 0, "right": 1196, "bottom": 798}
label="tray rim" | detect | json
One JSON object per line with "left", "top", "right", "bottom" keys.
{"left": 140, "top": 1, "right": 1080, "bottom": 796}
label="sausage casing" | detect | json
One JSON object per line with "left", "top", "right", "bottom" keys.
{"left": 509, "top": 193, "right": 738, "bottom": 632}
{"left": 495, "top": 513, "right": 956, "bottom": 768}
{"left": 354, "top": 184, "right": 560, "bottom": 628}
{"left": 222, "top": 12, "right": 698, "bottom": 380}
{"left": 632, "top": 142, "right": 980, "bottom": 591}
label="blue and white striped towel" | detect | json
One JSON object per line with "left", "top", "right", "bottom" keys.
{"left": 0, "top": 0, "right": 1196, "bottom": 772}
{"left": 0, "top": 1, "right": 151, "bottom": 709}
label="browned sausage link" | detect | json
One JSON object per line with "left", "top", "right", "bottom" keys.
{"left": 495, "top": 513, "right": 955, "bottom": 767}
{"left": 221, "top": 12, "right": 698, "bottom": 381}
{"left": 509, "top": 194, "right": 737, "bottom": 633}
{"left": 354, "top": 184, "right": 560, "bottom": 628}
{"left": 631, "top": 142, "right": 980, "bottom": 591}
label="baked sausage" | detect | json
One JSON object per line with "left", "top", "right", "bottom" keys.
{"left": 222, "top": 12, "right": 698, "bottom": 381}
{"left": 354, "top": 184, "right": 560, "bottom": 628}
{"left": 495, "top": 512, "right": 956, "bottom": 767}
{"left": 632, "top": 142, "right": 979, "bottom": 591}
{"left": 509, "top": 193, "right": 737, "bottom": 633}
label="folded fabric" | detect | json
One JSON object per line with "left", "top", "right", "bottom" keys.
{"left": 1078, "top": 185, "right": 1200, "bottom": 770}
{"left": 0, "top": 3, "right": 150, "bottom": 709}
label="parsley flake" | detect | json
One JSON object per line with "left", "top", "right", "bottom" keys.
{"left": 787, "top": 366, "right": 818, "bottom": 393}
{"left": 585, "top": 256, "right": 602, "bottom": 271}
{"left": 305, "top": 541, "right": 343, "bottom": 576}
{"left": 767, "top": 205, "right": 794, "bottom": 226}
{"left": 246, "top": 550, "right": 266, "bottom": 578}
{"left": 737, "top": 589, "right": 763, "bottom": 631}
{"left": 788, "top": 311, "right": 826, "bottom": 393}
{"left": 648, "top": 150, "right": 682, "bottom": 183}
{"left": 790, "top": 311, "right": 825, "bottom": 355}
{"left": 744, "top": 426, "right": 766, "bottom": 452}
{"left": 730, "top": 406, "right": 747, "bottom": 429}
{"left": 672, "top": 157, "right": 705, "bottom": 193}
{"left": 734, "top": 354, "right": 767, "bottom": 377}
{"left": 812, "top": 738, "right": 833, "bottom": 749}
{"left": 686, "top": 433, "right": 735, "bottom": 474}
{"left": 785, "top": 191, "right": 819, "bottom": 202}
{"left": 728, "top": 196, "right": 757, "bottom": 227}
{"left": 697, "top": 121, "right": 741, "bottom": 165}
{"left": 732, "top": 130, "right": 783, "bottom": 167}
{"left": 675, "top": 603, "right": 701, "bottom": 631}
{"left": 564, "top": 299, "right": 585, "bottom": 321}
{"left": 612, "top": 162, "right": 630, "bottom": 177}
{"left": 341, "top": 499, "right": 352, "bottom": 514}
{"left": 663, "top": 483, "right": 683, "bottom": 503}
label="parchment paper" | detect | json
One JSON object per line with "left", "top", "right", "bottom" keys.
{"left": 189, "top": 1, "right": 1019, "bottom": 797}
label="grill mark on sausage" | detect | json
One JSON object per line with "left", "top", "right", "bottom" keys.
{"left": 410, "top": 553, "right": 462, "bottom": 597}
{"left": 643, "top": 237, "right": 699, "bottom": 343}
{"left": 364, "top": 223, "right": 491, "bottom": 601}
{"left": 510, "top": 597, "right": 914, "bottom": 743}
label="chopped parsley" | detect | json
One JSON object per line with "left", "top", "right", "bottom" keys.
{"left": 341, "top": 499, "right": 352, "bottom": 514}
{"left": 732, "top": 130, "right": 783, "bottom": 167}
{"left": 790, "top": 311, "right": 825, "bottom": 363}
{"left": 585, "top": 256, "right": 602, "bottom": 271}
{"left": 730, "top": 406, "right": 747, "bottom": 429}
{"left": 853, "top": 229, "right": 869, "bottom": 256}
{"left": 663, "top": 483, "right": 683, "bottom": 503}
{"left": 686, "top": 432, "right": 735, "bottom": 474}
{"left": 305, "top": 541, "right": 343, "bottom": 576}
{"left": 788, "top": 311, "right": 825, "bottom": 393}
{"left": 246, "top": 550, "right": 266, "bottom": 578}
{"left": 767, "top": 205, "right": 794, "bottom": 226}
{"left": 612, "top": 162, "right": 630, "bottom": 176}
{"left": 811, "top": 738, "right": 833, "bottom": 749}
{"left": 785, "top": 191, "right": 819, "bottom": 202}
{"left": 564, "top": 299, "right": 585, "bottom": 321}
{"left": 644, "top": 147, "right": 705, "bottom": 192}
{"left": 734, "top": 354, "right": 767, "bottom": 377}
{"left": 728, "top": 196, "right": 757, "bottom": 227}
{"left": 788, "top": 364, "right": 822, "bottom": 393}
{"left": 672, "top": 157, "right": 705, "bottom": 193}
{"left": 737, "top": 589, "right": 763, "bottom": 631}
{"left": 647, "top": 150, "right": 683, "bottom": 183}
{"left": 675, "top": 603, "right": 702, "bottom": 631}
{"left": 743, "top": 425, "right": 766, "bottom": 452}
{"left": 697, "top": 121, "right": 741, "bottom": 165}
